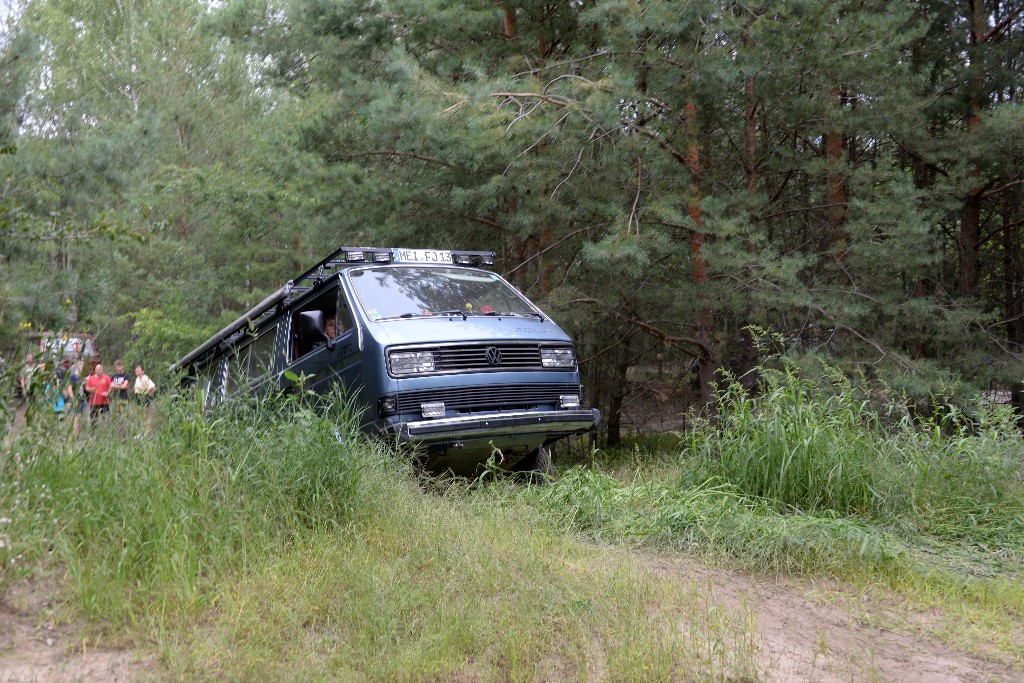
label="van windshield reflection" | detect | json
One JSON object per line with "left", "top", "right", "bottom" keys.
{"left": 348, "top": 266, "right": 537, "bottom": 321}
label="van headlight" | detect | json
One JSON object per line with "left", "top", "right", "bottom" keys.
{"left": 390, "top": 351, "right": 436, "bottom": 375}
{"left": 540, "top": 347, "right": 576, "bottom": 368}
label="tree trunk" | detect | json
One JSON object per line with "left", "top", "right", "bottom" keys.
{"left": 960, "top": 191, "right": 982, "bottom": 295}
{"left": 605, "top": 333, "right": 631, "bottom": 447}
{"left": 539, "top": 225, "right": 552, "bottom": 293}
{"left": 525, "top": 232, "right": 538, "bottom": 291}
{"left": 825, "top": 87, "right": 846, "bottom": 258}
{"left": 958, "top": 0, "right": 988, "bottom": 296}
{"left": 501, "top": 4, "right": 516, "bottom": 38}
{"left": 740, "top": 72, "right": 760, "bottom": 390}
{"left": 176, "top": 119, "right": 189, "bottom": 240}
{"left": 684, "top": 99, "right": 717, "bottom": 408}
{"left": 512, "top": 234, "right": 525, "bottom": 289}
{"left": 63, "top": 240, "right": 77, "bottom": 327}
{"left": 1003, "top": 191, "right": 1022, "bottom": 345}
{"left": 745, "top": 78, "right": 758, "bottom": 196}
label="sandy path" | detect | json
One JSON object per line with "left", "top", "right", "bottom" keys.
{"left": 647, "top": 554, "right": 1019, "bottom": 682}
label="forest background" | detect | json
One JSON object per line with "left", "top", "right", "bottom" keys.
{"left": 2, "top": 0, "right": 1023, "bottom": 444}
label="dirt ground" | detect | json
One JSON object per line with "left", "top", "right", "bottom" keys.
{"left": 0, "top": 556, "right": 1019, "bottom": 682}
{"left": 647, "top": 555, "right": 1020, "bottom": 683}
{"left": 0, "top": 579, "right": 152, "bottom": 683}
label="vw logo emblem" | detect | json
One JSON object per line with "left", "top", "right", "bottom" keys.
{"left": 485, "top": 346, "right": 502, "bottom": 365}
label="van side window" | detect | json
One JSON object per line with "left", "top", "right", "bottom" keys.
{"left": 292, "top": 285, "right": 351, "bottom": 360}
{"left": 333, "top": 288, "right": 354, "bottom": 339}
{"left": 197, "top": 366, "right": 214, "bottom": 407}
{"left": 245, "top": 326, "right": 278, "bottom": 380}
{"left": 225, "top": 356, "right": 238, "bottom": 396}
{"left": 199, "top": 358, "right": 228, "bottom": 407}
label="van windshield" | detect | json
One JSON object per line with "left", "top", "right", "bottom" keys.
{"left": 348, "top": 266, "right": 538, "bottom": 321}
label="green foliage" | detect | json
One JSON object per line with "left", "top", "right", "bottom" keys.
{"left": 124, "top": 307, "right": 210, "bottom": 374}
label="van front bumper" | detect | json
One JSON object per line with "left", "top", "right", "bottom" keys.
{"left": 391, "top": 409, "right": 600, "bottom": 444}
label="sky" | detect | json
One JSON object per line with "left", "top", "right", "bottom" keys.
{"left": 0, "top": 0, "right": 17, "bottom": 23}
{"left": 0, "top": 1, "right": 21, "bottom": 48}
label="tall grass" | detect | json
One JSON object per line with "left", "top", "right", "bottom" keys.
{"left": 522, "top": 467, "right": 899, "bottom": 575}
{"left": 687, "top": 370, "right": 883, "bottom": 514}
{"left": 167, "top": 481, "right": 763, "bottom": 682}
{"left": 2, "top": 366, "right": 1022, "bottom": 676}
{"left": 684, "top": 367, "right": 1024, "bottom": 548}
{"left": 0, "top": 390, "right": 374, "bottom": 624}
{"left": 496, "top": 365, "right": 1024, "bottom": 580}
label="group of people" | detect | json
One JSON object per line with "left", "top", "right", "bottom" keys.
{"left": 18, "top": 353, "right": 156, "bottom": 422}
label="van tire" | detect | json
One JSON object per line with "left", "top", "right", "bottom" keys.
{"left": 513, "top": 445, "right": 552, "bottom": 484}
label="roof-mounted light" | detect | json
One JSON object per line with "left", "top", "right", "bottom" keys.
{"left": 346, "top": 251, "right": 366, "bottom": 262}
{"left": 453, "top": 253, "right": 476, "bottom": 266}
{"left": 480, "top": 254, "right": 495, "bottom": 266}
{"left": 372, "top": 251, "right": 391, "bottom": 263}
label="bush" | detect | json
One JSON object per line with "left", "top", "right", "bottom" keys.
{"left": 516, "top": 364, "right": 1024, "bottom": 576}
{"left": 683, "top": 366, "right": 1024, "bottom": 550}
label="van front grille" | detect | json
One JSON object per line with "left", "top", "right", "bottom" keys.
{"left": 436, "top": 343, "right": 541, "bottom": 370}
{"left": 387, "top": 342, "right": 573, "bottom": 375}
{"left": 395, "top": 383, "right": 579, "bottom": 413}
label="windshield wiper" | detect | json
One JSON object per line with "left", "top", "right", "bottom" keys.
{"left": 398, "top": 310, "right": 466, "bottom": 320}
{"left": 435, "top": 309, "right": 468, "bottom": 320}
{"left": 490, "top": 311, "right": 544, "bottom": 321}
{"left": 399, "top": 309, "right": 542, "bottom": 322}
{"left": 468, "top": 310, "right": 546, "bottom": 321}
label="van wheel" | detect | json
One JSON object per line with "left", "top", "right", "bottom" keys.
{"left": 512, "top": 446, "right": 552, "bottom": 484}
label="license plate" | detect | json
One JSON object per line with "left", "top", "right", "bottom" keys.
{"left": 392, "top": 249, "right": 453, "bottom": 264}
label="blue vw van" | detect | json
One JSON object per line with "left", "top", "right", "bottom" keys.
{"left": 171, "top": 247, "right": 600, "bottom": 474}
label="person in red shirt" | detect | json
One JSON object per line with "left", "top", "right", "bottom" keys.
{"left": 84, "top": 362, "right": 112, "bottom": 420}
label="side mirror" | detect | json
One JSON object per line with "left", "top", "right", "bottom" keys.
{"left": 298, "top": 310, "right": 334, "bottom": 350}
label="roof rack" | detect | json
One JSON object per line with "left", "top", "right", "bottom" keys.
{"left": 168, "top": 281, "right": 294, "bottom": 373}
{"left": 170, "top": 247, "right": 497, "bottom": 373}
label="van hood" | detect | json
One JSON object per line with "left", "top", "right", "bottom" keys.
{"left": 367, "top": 315, "right": 573, "bottom": 347}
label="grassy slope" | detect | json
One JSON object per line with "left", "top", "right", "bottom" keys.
{"left": 167, "top": 483, "right": 759, "bottom": 681}
{"left": 0, "top": 395, "right": 760, "bottom": 681}
{"left": 1, "top": 373, "right": 1023, "bottom": 679}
